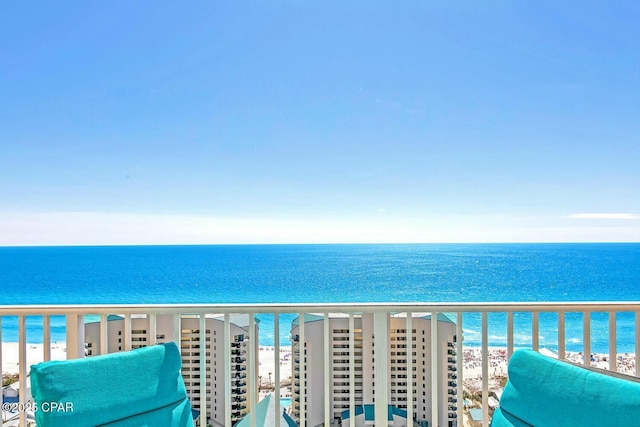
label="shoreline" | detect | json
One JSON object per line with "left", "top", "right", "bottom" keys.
{"left": 2, "top": 342, "right": 635, "bottom": 376}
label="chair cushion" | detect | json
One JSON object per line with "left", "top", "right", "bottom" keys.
{"left": 30, "top": 342, "right": 193, "bottom": 427}
{"left": 490, "top": 407, "right": 532, "bottom": 427}
{"left": 100, "top": 397, "right": 194, "bottom": 427}
{"left": 493, "top": 349, "right": 640, "bottom": 426}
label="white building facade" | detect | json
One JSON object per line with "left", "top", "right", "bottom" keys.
{"left": 84, "top": 314, "right": 259, "bottom": 427}
{"left": 290, "top": 313, "right": 458, "bottom": 427}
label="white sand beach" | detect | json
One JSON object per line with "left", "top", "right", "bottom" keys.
{"left": 257, "top": 346, "right": 293, "bottom": 400}
{"left": 257, "top": 346, "right": 293, "bottom": 379}
{"left": 1, "top": 342, "right": 68, "bottom": 375}
{"left": 461, "top": 346, "right": 638, "bottom": 395}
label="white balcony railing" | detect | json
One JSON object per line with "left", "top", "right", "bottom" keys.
{"left": 2, "top": 302, "right": 640, "bottom": 427}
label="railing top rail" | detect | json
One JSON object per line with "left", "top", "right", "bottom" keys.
{"left": 1, "top": 301, "right": 640, "bottom": 315}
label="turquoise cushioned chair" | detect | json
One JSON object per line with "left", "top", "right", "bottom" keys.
{"left": 491, "top": 349, "right": 640, "bottom": 427}
{"left": 30, "top": 342, "right": 194, "bottom": 427}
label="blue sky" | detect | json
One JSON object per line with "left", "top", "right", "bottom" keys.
{"left": 1, "top": 1, "right": 639, "bottom": 245}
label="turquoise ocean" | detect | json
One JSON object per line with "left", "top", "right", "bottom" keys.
{"left": 1, "top": 244, "right": 639, "bottom": 353}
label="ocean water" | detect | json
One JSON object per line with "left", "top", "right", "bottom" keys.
{"left": 1, "top": 243, "right": 639, "bottom": 352}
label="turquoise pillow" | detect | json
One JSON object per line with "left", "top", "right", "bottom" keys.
{"left": 30, "top": 342, "right": 193, "bottom": 427}
{"left": 100, "top": 398, "right": 194, "bottom": 427}
{"left": 495, "top": 349, "right": 640, "bottom": 426}
{"left": 490, "top": 407, "right": 532, "bottom": 427}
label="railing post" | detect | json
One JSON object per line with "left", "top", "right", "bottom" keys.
{"left": 224, "top": 313, "right": 232, "bottom": 427}
{"left": 457, "top": 312, "right": 464, "bottom": 426}
{"left": 406, "top": 312, "right": 413, "bottom": 423}
{"left": 148, "top": 313, "right": 157, "bottom": 345}
{"left": 66, "top": 314, "right": 85, "bottom": 359}
{"left": 19, "top": 315, "right": 27, "bottom": 427}
{"left": 43, "top": 315, "right": 51, "bottom": 361}
{"left": 431, "top": 311, "right": 439, "bottom": 427}
{"left": 249, "top": 313, "right": 257, "bottom": 427}
{"left": 636, "top": 311, "right": 640, "bottom": 377}
{"left": 349, "top": 313, "right": 356, "bottom": 427}
{"left": 558, "top": 311, "right": 566, "bottom": 360}
{"left": 583, "top": 312, "right": 591, "bottom": 366}
{"left": 299, "top": 313, "right": 305, "bottom": 427}
{"left": 100, "top": 313, "right": 108, "bottom": 355}
{"left": 173, "top": 313, "right": 181, "bottom": 350}
{"left": 482, "top": 312, "right": 489, "bottom": 427}
{"left": 274, "top": 313, "right": 281, "bottom": 427}
{"left": 374, "top": 311, "right": 389, "bottom": 427}
{"left": 507, "top": 311, "right": 514, "bottom": 360}
{"left": 199, "top": 314, "right": 207, "bottom": 427}
{"left": 532, "top": 312, "right": 539, "bottom": 351}
{"left": 324, "top": 313, "right": 331, "bottom": 427}
{"left": 124, "top": 314, "right": 132, "bottom": 351}
{"left": 609, "top": 311, "right": 617, "bottom": 372}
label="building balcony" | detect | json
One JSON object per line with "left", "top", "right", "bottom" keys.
{"left": 1, "top": 302, "right": 638, "bottom": 427}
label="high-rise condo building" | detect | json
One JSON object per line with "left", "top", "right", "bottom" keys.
{"left": 290, "top": 313, "right": 458, "bottom": 427}
{"left": 84, "top": 314, "right": 259, "bottom": 427}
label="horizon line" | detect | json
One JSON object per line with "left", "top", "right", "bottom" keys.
{"left": 2, "top": 241, "right": 639, "bottom": 249}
